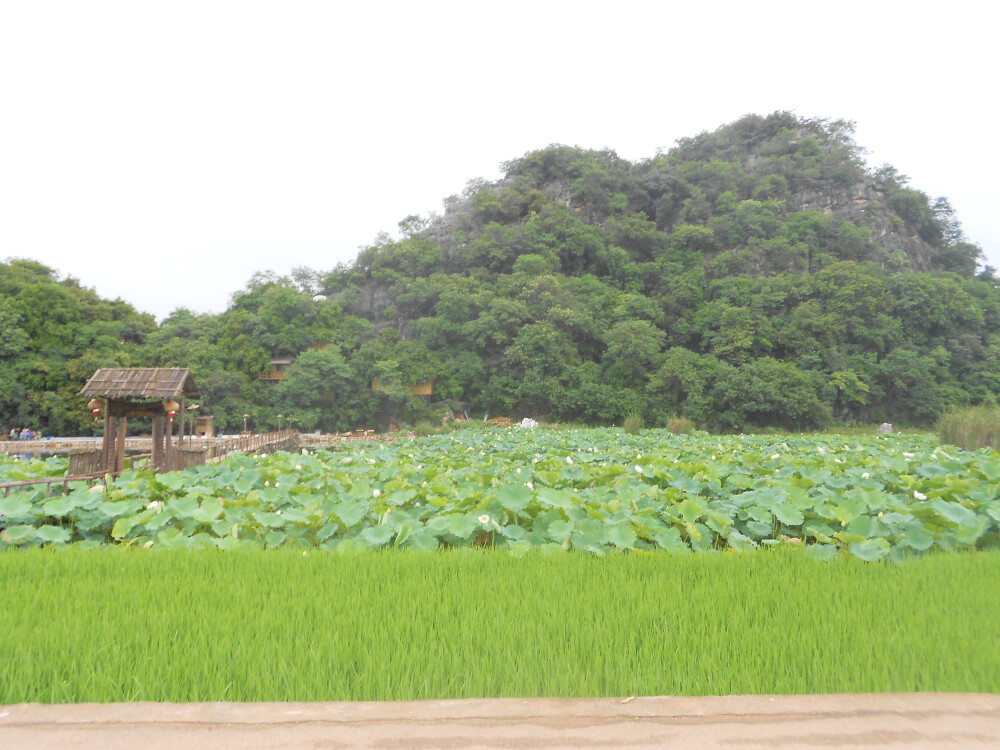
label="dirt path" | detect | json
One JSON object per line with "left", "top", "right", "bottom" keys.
{"left": 2, "top": 693, "right": 999, "bottom": 749}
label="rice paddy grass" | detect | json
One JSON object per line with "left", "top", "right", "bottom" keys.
{"left": 2, "top": 546, "right": 998, "bottom": 703}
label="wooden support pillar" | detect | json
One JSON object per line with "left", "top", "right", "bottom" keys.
{"left": 178, "top": 397, "right": 186, "bottom": 447}
{"left": 101, "top": 410, "right": 114, "bottom": 473}
{"left": 165, "top": 415, "right": 173, "bottom": 472}
{"left": 152, "top": 416, "right": 165, "bottom": 470}
{"left": 115, "top": 417, "right": 127, "bottom": 474}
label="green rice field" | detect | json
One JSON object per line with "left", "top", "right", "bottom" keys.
{"left": 1, "top": 546, "right": 998, "bottom": 703}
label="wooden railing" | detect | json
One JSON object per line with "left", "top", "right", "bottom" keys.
{"left": 0, "top": 432, "right": 300, "bottom": 498}
{"left": 137, "top": 430, "right": 300, "bottom": 470}
{"left": 206, "top": 430, "right": 299, "bottom": 458}
{"left": 1, "top": 471, "right": 107, "bottom": 499}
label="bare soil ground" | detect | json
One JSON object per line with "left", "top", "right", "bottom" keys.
{"left": 2, "top": 693, "right": 999, "bottom": 749}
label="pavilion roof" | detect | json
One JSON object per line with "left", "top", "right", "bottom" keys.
{"left": 80, "top": 368, "right": 199, "bottom": 400}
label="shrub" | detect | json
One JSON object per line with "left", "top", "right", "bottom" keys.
{"left": 665, "top": 415, "right": 695, "bottom": 434}
{"left": 412, "top": 420, "right": 437, "bottom": 437}
{"left": 935, "top": 402, "right": 1000, "bottom": 451}
{"left": 623, "top": 412, "right": 644, "bottom": 435}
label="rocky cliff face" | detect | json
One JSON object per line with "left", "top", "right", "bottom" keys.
{"left": 794, "top": 181, "right": 936, "bottom": 272}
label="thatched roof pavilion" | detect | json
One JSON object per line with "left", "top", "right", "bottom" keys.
{"left": 80, "top": 368, "right": 198, "bottom": 401}
{"left": 80, "top": 368, "right": 199, "bottom": 472}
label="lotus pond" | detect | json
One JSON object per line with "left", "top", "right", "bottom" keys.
{"left": 2, "top": 427, "right": 999, "bottom": 560}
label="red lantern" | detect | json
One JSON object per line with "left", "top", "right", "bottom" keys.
{"left": 164, "top": 400, "right": 180, "bottom": 426}
{"left": 87, "top": 398, "right": 103, "bottom": 424}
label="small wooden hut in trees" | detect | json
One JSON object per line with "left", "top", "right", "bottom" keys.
{"left": 80, "top": 368, "right": 199, "bottom": 473}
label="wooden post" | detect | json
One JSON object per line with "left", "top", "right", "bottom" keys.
{"left": 101, "top": 409, "right": 114, "bottom": 473}
{"left": 165, "top": 415, "right": 173, "bottom": 472}
{"left": 115, "top": 417, "right": 127, "bottom": 474}
{"left": 179, "top": 397, "right": 186, "bottom": 447}
{"left": 152, "top": 416, "right": 164, "bottom": 469}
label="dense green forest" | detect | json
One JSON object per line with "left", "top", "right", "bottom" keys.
{"left": 3, "top": 112, "right": 998, "bottom": 436}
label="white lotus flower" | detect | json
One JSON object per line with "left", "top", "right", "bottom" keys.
{"left": 634, "top": 465, "right": 643, "bottom": 474}
{"left": 372, "top": 489, "right": 381, "bottom": 497}
{"left": 566, "top": 456, "right": 573, "bottom": 464}
{"left": 525, "top": 482, "right": 534, "bottom": 490}
{"left": 146, "top": 501, "right": 161, "bottom": 511}
{"left": 903, "top": 452, "right": 915, "bottom": 459}
{"left": 295, "top": 464, "right": 302, "bottom": 470}
{"left": 914, "top": 491, "right": 927, "bottom": 500}
{"left": 862, "top": 472, "right": 870, "bottom": 479}
{"left": 771, "top": 453, "right": 780, "bottom": 459}
{"left": 516, "top": 467, "right": 521, "bottom": 474}
{"left": 478, "top": 514, "right": 490, "bottom": 524}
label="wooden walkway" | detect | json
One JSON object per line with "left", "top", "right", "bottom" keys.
{"left": 2, "top": 432, "right": 292, "bottom": 456}
{"left": 1, "top": 430, "right": 301, "bottom": 498}
{"left": 1, "top": 430, "right": 385, "bottom": 457}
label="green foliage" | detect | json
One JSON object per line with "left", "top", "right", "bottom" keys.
{"left": 0, "top": 260, "right": 155, "bottom": 434}
{"left": 710, "top": 357, "right": 830, "bottom": 430}
{"left": 412, "top": 420, "right": 437, "bottom": 437}
{"left": 622, "top": 411, "right": 644, "bottom": 434}
{"left": 936, "top": 402, "right": 1000, "bottom": 451}
{"left": 2, "top": 113, "right": 998, "bottom": 435}
{"left": 276, "top": 346, "right": 358, "bottom": 432}
{"left": 4, "top": 429, "right": 999, "bottom": 560}
{"left": 664, "top": 415, "right": 695, "bottom": 434}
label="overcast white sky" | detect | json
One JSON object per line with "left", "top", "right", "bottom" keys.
{"left": 2, "top": 1, "right": 997, "bottom": 320}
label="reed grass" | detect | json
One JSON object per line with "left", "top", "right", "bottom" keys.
{"left": 1, "top": 547, "right": 998, "bottom": 703}
{"left": 664, "top": 415, "right": 695, "bottom": 434}
{"left": 622, "top": 412, "right": 644, "bottom": 435}
{"left": 936, "top": 403, "right": 1000, "bottom": 451}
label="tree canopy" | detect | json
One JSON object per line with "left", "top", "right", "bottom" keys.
{"left": 3, "top": 113, "right": 998, "bottom": 434}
